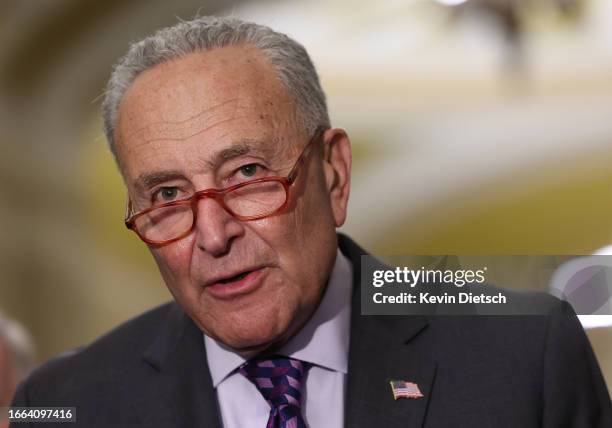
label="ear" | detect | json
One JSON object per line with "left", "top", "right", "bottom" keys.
{"left": 322, "top": 128, "right": 352, "bottom": 227}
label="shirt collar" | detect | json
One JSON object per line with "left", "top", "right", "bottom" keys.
{"left": 204, "top": 248, "right": 353, "bottom": 387}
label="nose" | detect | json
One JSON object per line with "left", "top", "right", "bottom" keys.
{"left": 193, "top": 196, "right": 244, "bottom": 257}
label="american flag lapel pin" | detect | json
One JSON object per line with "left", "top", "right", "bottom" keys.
{"left": 389, "top": 379, "right": 424, "bottom": 400}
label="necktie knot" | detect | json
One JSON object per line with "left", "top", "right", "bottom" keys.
{"left": 240, "top": 355, "right": 311, "bottom": 428}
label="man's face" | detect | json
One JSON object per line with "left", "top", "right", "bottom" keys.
{"left": 114, "top": 45, "right": 350, "bottom": 353}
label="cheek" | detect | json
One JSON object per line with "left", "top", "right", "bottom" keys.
{"left": 151, "top": 236, "right": 195, "bottom": 287}
{"left": 247, "top": 185, "right": 335, "bottom": 284}
{"left": 291, "top": 178, "right": 335, "bottom": 244}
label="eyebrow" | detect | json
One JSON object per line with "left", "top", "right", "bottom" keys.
{"left": 210, "top": 144, "right": 252, "bottom": 167}
{"left": 198, "top": 138, "right": 279, "bottom": 173}
{"left": 134, "top": 139, "right": 279, "bottom": 192}
{"left": 136, "top": 170, "right": 185, "bottom": 193}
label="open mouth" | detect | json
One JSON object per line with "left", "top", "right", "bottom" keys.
{"left": 206, "top": 267, "right": 267, "bottom": 299}
{"left": 218, "top": 270, "right": 252, "bottom": 284}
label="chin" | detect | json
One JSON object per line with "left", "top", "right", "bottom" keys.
{"left": 209, "top": 332, "right": 275, "bottom": 355}
{"left": 212, "top": 313, "right": 294, "bottom": 352}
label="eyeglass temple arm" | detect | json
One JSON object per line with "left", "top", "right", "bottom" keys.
{"left": 124, "top": 198, "right": 134, "bottom": 225}
{"left": 287, "top": 126, "right": 326, "bottom": 183}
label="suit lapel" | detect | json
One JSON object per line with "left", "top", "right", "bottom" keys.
{"left": 135, "top": 303, "right": 221, "bottom": 428}
{"left": 340, "top": 234, "right": 437, "bottom": 428}
{"left": 130, "top": 235, "right": 435, "bottom": 427}
{"left": 345, "top": 313, "right": 436, "bottom": 428}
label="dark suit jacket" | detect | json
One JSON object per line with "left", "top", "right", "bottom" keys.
{"left": 10, "top": 235, "right": 612, "bottom": 427}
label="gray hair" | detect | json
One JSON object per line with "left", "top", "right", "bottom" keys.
{"left": 102, "top": 16, "right": 330, "bottom": 157}
{"left": 0, "top": 312, "right": 36, "bottom": 381}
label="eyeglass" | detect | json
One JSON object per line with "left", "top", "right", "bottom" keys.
{"left": 125, "top": 127, "right": 326, "bottom": 245}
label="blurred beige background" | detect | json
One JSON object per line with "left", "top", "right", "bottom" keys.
{"left": 1, "top": 0, "right": 611, "bottom": 393}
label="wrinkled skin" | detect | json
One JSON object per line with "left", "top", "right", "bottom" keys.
{"left": 115, "top": 44, "right": 352, "bottom": 355}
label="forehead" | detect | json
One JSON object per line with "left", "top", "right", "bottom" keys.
{"left": 114, "top": 44, "right": 300, "bottom": 180}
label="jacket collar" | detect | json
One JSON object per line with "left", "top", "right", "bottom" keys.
{"left": 139, "top": 304, "right": 221, "bottom": 427}
{"left": 339, "top": 233, "right": 436, "bottom": 428}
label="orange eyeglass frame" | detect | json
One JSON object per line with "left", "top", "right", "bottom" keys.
{"left": 124, "top": 127, "right": 326, "bottom": 245}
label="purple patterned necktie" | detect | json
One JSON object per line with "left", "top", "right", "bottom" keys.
{"left": 240, "top": 355, "right": 312, "bottom": 428}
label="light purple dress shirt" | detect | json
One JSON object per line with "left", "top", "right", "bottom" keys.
{"left": 204, "top": 249, "right": 353, "bottom": 428}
